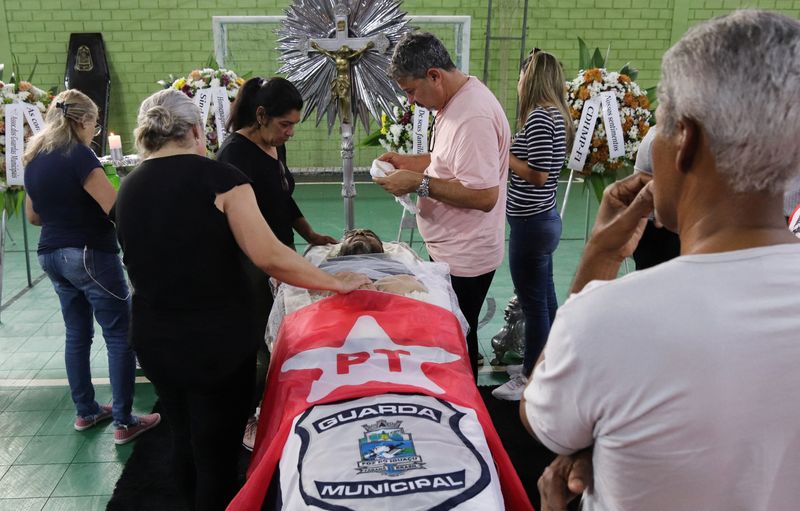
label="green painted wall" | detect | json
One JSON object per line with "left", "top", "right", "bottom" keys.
{"left": 2, "top": 0, "right": 799, "bottom": 167}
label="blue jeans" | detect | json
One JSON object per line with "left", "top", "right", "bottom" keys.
{"left": 508, "top": 208, "right": 562, "bottom": 375}
{"left": 38, "top": 247, "right": 136, "bottom": 426}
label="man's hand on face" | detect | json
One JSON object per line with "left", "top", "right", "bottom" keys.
{"left": 588, "top": 172, "right": 654, "bottom": 261}
{"left": 373, "top": 169, "right": 423, "bottom": 197}
{"left": 538, "top": 449, "right": 593, "bottom": 511}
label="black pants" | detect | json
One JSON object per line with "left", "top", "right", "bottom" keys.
{"left": 449, "top": 270, "right": 496, "bottom": 381}
{"left": 632, "top": 220, "right": 681, "bottom": 270}
{"left": 241, "top": 258, "right": 274, "bottom": 415}
{"left": 249, "top": 286, "right": 272, "bottom": 415}
{"left": 144, "top": 355, "right": 255, "bottom": 511}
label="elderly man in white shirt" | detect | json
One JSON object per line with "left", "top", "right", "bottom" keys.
{"left": 522, "top": 9, "right": 800, "bottom": 511}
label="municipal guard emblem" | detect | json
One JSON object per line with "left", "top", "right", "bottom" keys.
{"left": 357, "top": 419, "right": 425, "bottom": 476}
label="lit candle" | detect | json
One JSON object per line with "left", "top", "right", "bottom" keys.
{"left": 108, "top": 132, "right": 123, "bottom": 162}
{"left": 108, "top": 133, "right": 122, "bottom": 150}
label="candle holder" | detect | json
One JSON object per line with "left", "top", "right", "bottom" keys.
{"left": 110, "top": 147, "right": 124, "bottom": 162}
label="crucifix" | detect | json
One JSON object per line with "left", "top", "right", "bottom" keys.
{"left": 306, "top": 2, "right": 391, "bottom": 230}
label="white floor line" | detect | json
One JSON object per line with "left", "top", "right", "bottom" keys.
{"left": 0, "top": 376, "right": 151, "bottom": 388}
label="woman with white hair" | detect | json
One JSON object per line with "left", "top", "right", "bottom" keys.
{"left": 23, "top": 89, "right": 160, "bottom": 444}
{"left": 113, "top": 89, "right": 369, "bottom": 511}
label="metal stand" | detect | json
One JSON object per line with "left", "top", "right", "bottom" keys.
{"left": 563, "top": 172, "right": 632, "bottom": 274}
{"left": 340, "top": 122, "right": 356, "bottom": 231}
{"left": 0, "top": 210, "right": 6, "bottom": 323}
{"left": 558, "top": 169, "right": 593, "bottom": 242}
{"left": 584, "top": 190, "right": 591, "bottom": 243}
{"left": 396, "top": 208, "right": 416, "bottom": 245}
{"left": 559, "top": 168, "right": 576, "bottom": 220}
{"left": 20, "top": 199, "right": 32, "bottom": 287}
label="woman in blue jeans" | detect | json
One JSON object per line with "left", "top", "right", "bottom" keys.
{"left": 23, "top": 89, "right": 160, "bottom": 444}
{"left": 492, "top": 51, "right": 574, "bottom": 400}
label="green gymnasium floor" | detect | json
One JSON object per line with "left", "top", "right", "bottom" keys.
{"left": 0, "top": 179, "right": 600, "bottom": 509}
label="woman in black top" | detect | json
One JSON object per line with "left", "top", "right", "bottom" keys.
{"left": 218, "top": 77, "right": 335, "bottom": 250}
{"left": 216, "top": 78, "right": 338, "bottom": 448}
{"left": 114, "top": 89, "right": 368, "bottom": 511}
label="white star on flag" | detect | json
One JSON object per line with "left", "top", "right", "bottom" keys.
{"left": 281, "top": 315, "right": 461, "bottom": 402}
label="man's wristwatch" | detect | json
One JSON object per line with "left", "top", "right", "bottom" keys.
{"left": 416, "top": 175, "right": 431, "bottom": 198}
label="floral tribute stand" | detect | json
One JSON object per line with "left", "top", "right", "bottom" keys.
{"left": 0, "top": 74, "right": 53, "bottom": 320}
{"left": 159, "top": 66, "right": 245, "bottom": 157}
{"left": 562, "top": 39, "right": 653, "bottom": 229}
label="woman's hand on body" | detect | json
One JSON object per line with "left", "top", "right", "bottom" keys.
{"left": 332, "top": 272, "right": 372, "bottom": 294}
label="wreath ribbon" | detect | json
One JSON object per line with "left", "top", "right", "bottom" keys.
{"left": 5, "top": 101, "right": 45, "bottom": 186}
{"left": 411, "top": 106, "right": 430, "bottom": 155}
{"left": 194, "top": 86, "right": 231, "bottom": 147}
{"left": 567, "top": 91, "right": 626, "bottom": 172}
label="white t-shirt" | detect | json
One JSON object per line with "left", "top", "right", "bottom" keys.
{"left": 524, "top": 243, "right": 800, "bottom": 511}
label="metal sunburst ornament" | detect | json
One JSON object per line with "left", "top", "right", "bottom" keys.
{"left": 277, "top": 0, "right": 410, "bottom": 230}
{"left": 277, "top": 0, "right": 410, "bottom": 132}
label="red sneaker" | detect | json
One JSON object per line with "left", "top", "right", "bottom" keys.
{"left": 74, "top": 404, "right": 114, "bottom": 431}
{"left": 114, "top": 413, "right": 161, "bottom": 445}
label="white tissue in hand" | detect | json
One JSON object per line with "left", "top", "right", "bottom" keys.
{"left": 371, "top": 159, "right": 418, "bottom": 214}
{"left": 370, "top": 159, "right": 395, "bottom": 178}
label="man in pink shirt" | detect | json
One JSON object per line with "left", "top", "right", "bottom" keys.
{"left": 375, "top": 32, "right": 511, "bottom": 379}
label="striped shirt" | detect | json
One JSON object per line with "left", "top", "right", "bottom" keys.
{"left": 507, "top": 106, "right": 567, "bottom": 217}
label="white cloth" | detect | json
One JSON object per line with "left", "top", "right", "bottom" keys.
{"left": 524, "top": 243, "right": 800, "bottom": 511}
{"left": 267, "top": 242, "right": 469, "bottom": 349}
{"left": 277, "top": 394, "right": 504, "bottom": 510}
{"left": 370, "top": 159, "right": 418, "bottom": 213}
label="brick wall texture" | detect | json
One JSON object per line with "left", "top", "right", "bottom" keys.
{"left": 2, "top": 0, "right": 799, "bottom": 167}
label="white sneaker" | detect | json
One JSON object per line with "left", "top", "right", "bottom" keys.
{"left": 506, "top": 364, "right": 524, "bottom": 377}
{"left": 491, "top": 374, "right": 528, "bottom": 401}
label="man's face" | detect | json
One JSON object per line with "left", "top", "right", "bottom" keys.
{"left": 396, "top": 71, "right": 443, "bottom": 111}
{"left": 340, "top": 229, "right": 384, "bottom": 255}
{"left": 651, "top": 115, "right": 681, "bottom": 232}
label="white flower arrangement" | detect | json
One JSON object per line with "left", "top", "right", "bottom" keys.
{"left": 1, "top": 79, "right": 53, "bottom": 216}
{"left": 158, "top": 67, "right": 245, "bottom": 155}
{"left": 566, "top": 67, "right": 652, "bottom": 174}
{"left": 375, "top": 97, "right": 431, "bottom": 154}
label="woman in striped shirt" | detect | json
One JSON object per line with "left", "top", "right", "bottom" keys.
{"left": 493, "top": 51, "right": 573, "bottom": 400}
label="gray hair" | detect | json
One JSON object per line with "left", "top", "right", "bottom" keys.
{"left": 389, "top": 32, "right": 456, "bottom": 80}
{"left": 134, "top": 89, "right": 202, "bottom": 156}
{"left": 657, "top": 9, "right": 800, "bottom": 193}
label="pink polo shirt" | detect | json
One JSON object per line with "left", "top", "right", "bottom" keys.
{"left": 417, "top": 77, "right": 510, "bottom": 277}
